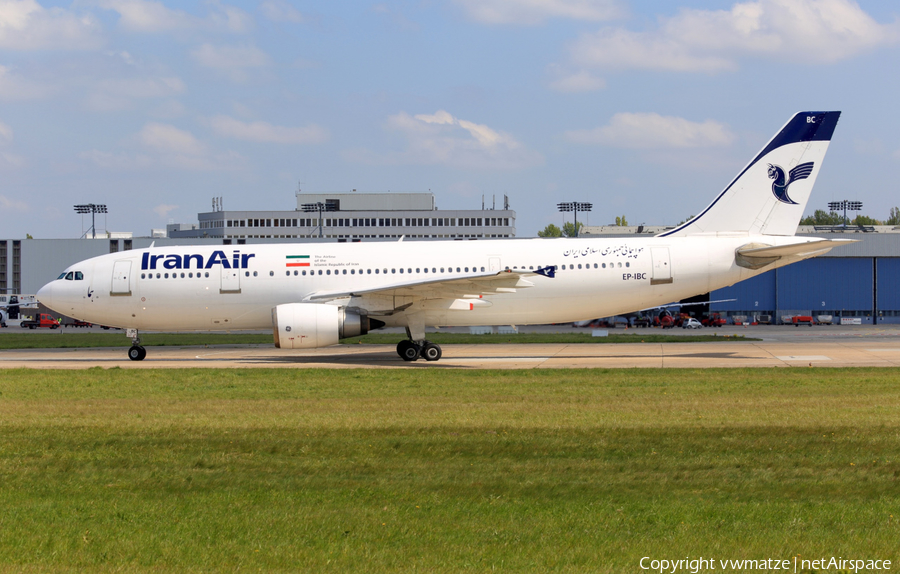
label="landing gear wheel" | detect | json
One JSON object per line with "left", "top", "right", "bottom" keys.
{"left": 128, "top": 345, "right": 146, "bottom": 361}
{"left": 421, "top": 342, "right": 442, "bottom": 362}
{"left": 397, "top": 340, "right": 420, "bottom": 362}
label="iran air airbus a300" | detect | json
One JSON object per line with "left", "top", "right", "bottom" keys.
{"left": 38, "top": 111, "right": 851, "bottom": 362}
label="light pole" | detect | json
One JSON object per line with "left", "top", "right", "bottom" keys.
{"left": 557, "top": 202, "right": 592, "bottom": 237}
{"left": 827, "top": 200, "right": 862, "bottom": 227}
{"left": 74, "top": 204, "right": 108, "bottom": 239}
{"left": 301, "top": 202, "right": 338, "bottom": 238}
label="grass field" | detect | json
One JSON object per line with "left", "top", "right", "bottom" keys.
{"left": 0, "top": 331, "right": 753, "bottom": 349}
{"left": 1, "top": 368, "right": 898, "bottom": 572}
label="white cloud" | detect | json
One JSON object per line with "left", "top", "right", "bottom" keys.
{"left": 345, "top": 110, "right": 543, "bottom": 170}
{"left": 0, "top": 66, "right": 50, "bottom": 100}
{"left": 455, "top": 0, "right": 623, "bottom": 25}
{"left": 0, "top": 119, "right": 24, "bottom": 167}
{"left": 0, "top": 0, "right": 102, "bottom": 50}
{"left": 260, "top": 0, "right": 304, "bottom": 23}
{"left": 153, "top": 203, "right": 178, "bottom": 218}
{"left": 88, "top": 0, "right": 253, "bottom": 33}
{"left": 0, "top": 194, "right": 27, "bottom": 210}
{"left": 191, "top": 43, "right": 270, "bottom": 81}
{"left": 86, "top": 76, "right": 185, "bottom": 111}
{"left": 139, "top": 122, "right": 205, "bottom": 156}
{"left": 548, "top": 69, "right": 605, "bottom": 92}
{"left": 565, "top": 112, "right": 735, "bottom": 148}
{"left": 570, "top": 0, "right": 900, "bottom": 72}
{"left": 0, "top": 119, "right": 12, "bottom": 144}
{"left": 209, "top": 115, "right": 328, "bottom": 144}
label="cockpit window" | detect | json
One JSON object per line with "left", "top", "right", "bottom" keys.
{"left": 64, "top": 272, "right": 74, "bottom": 280}
{"left": 57, "top": 272, "right": 67, "bottom": 280}
{"left": 74, "top": 272, "right": 83, "bottom": 280}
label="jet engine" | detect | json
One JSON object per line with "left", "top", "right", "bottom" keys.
{"left": 272, "top": 303, "right": 384, "bottom": 349}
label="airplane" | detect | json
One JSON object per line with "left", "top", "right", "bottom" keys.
{"left": 37, "top": 111, "right": 853, "bottom": 362}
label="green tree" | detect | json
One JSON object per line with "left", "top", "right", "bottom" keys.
{"left": 562, "top": 221, "right": 583, "bottom": 237}
{"left": 886, "top": 207, "right": 900, "bottom": 226}
{"left": 799, "top": 210, "right": 843, "bottom": 225}
{"left": 615, "top": 215, "right": 628, "bottom": 226}
{"left": 677, "top": 215, "right": 695, "bottom": 226}
{"left": 537, "top": 223, "right": 563, "bottom": 238}
{"left": 25, "top": 234, "right": 33, "bottom": 239}
{"left": 852, "top": 215, "right": 881, "bottom": 226}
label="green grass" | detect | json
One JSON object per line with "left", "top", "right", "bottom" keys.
{"left": 0, "top": 331, "right": 754, "bottom": 349}
{"left": 1, "top": 368, "right": 898, "bottom": 572}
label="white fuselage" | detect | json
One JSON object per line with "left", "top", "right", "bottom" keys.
{"left": 38, "top": 235, "right": 809, "bottom": 333}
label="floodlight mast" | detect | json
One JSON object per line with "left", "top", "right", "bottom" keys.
{"left": 300, "top": 201, "right": 338, "bottom": 238}
{"left": 73, "top": 204, "right": 108, "bottom": 239}
{"left": 557, "top": 201, "right": 593, "bottom": 238}
{"left": 827, "top": 200, "right": 863, "bottom": 227}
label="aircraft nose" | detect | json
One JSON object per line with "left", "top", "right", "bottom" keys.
{"left": 36, "top": 281, "right": 56, "bottom": 311}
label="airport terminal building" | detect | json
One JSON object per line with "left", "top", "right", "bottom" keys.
{"left": 168, "top": 191, "right": 516, "bottom": 241}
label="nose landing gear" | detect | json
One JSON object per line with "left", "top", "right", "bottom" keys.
{"left": 126, "top": 328, "right": 146, "bottom": 361}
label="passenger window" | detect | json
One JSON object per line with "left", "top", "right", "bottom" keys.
{"left": 343, "top": 269, "right": 347, "bottom": 275}
{"left": 254, "top": 271, "right": 258, "bottom": 277}
{"left": 141, "top": 273, "right": 145, "bottom": 279}
{"left": 65, "top": 272, "right": 73, "bottom": 280}
{"left": 245, "top": 272, "right": 250, "bottom": 277}
{"left": 481, "top": 267, "right": 485, "bottom": 272}
{"left": 75, "top": 272, "right": 83, "bottom": 280}
{"left": 269, "top": 271, "right": 274, "bottom": 276}
{"left": 417, "top": 268, "right": 421, "bottom": 273}
{"left": 626, "top": 262, "right": 630, "bottom": 267}
{"left": 327, "top": 270, "right": 331, "bottom": 275}
{"left": 204, "top": 272, "right": 209, "bottom": 278}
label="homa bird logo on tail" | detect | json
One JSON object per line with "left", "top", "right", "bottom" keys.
{"left": 767, "top": 161, "right": 815, "bottom": 205}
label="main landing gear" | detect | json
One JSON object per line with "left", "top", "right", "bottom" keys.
{"left": 127, "top": 329, "right": 146, "bottom": 361}
{"left": 396, "top": 339, "right": 442, "bottom": 362}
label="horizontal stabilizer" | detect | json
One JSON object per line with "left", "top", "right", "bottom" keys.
{"left": 735, "top": 239, "right": 857, "bottom": 269}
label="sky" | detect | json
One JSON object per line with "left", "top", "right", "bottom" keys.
{"left": 0, "top": 0, "right": 898, "bottom": 239}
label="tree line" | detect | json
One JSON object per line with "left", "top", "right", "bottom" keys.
{"left": 800, "top": 207, "right": 900, "bottom": 226}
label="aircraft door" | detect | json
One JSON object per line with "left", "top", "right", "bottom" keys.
{"left": 650, "top": 247, "right": 673, "bottom": 285}
{"left": 111, "top": 260, "right": 132, "bottom": 296}
{"left": 489, "top": 257, "right": 501, "bottom": 272}
{"left": 220, "top": 266, "right": 241, "bottom": 294}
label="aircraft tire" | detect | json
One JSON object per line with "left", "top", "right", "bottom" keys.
{"left": 397, "top": 340, "right": 419, "bottom": 361}
{"left": 128, "top": 345, "right": 146, "bottom": 361}
{"left": 422, "top": 343, "right": 442, "bottom": 362}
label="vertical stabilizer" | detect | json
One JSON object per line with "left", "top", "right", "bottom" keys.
{"left": 660, "top": 111, "right": 840, "bottom": 237}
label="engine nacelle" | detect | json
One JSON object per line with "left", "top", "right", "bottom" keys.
{"left": 272, "top": 303, "right": 381, "bottom": 349}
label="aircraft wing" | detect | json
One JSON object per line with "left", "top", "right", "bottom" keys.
{"left": 304, "top": 267, "right": 553, "bottom": 302}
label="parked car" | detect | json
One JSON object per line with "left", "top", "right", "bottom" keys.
{"left": 682, "top": 318, "right": 703, "bottom": 329}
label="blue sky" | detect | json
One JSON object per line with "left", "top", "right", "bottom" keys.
{"left": 1, "top": 0, "right": 898, "bottom": 238}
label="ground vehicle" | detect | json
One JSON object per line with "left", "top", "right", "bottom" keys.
{"left": 20, "top": 313, "right": 59, "bottom": 329}
{"left": 792, "top": 315, "right": 815, "bottom": 326}
{"left": 702, "top": 313, "right": 727, "bottom": 327}
{"left": 682, "top": 318, "right": 703, "bottom": 329}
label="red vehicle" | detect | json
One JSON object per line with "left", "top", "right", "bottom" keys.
{"left": 20, "top": 313, "right": 60, "bottom": 329}
{"left": 702, "top": 313, "right": 727, "bottom": 327}
{"left": 792, "top": 315, "right": 815, "bottom": 327}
